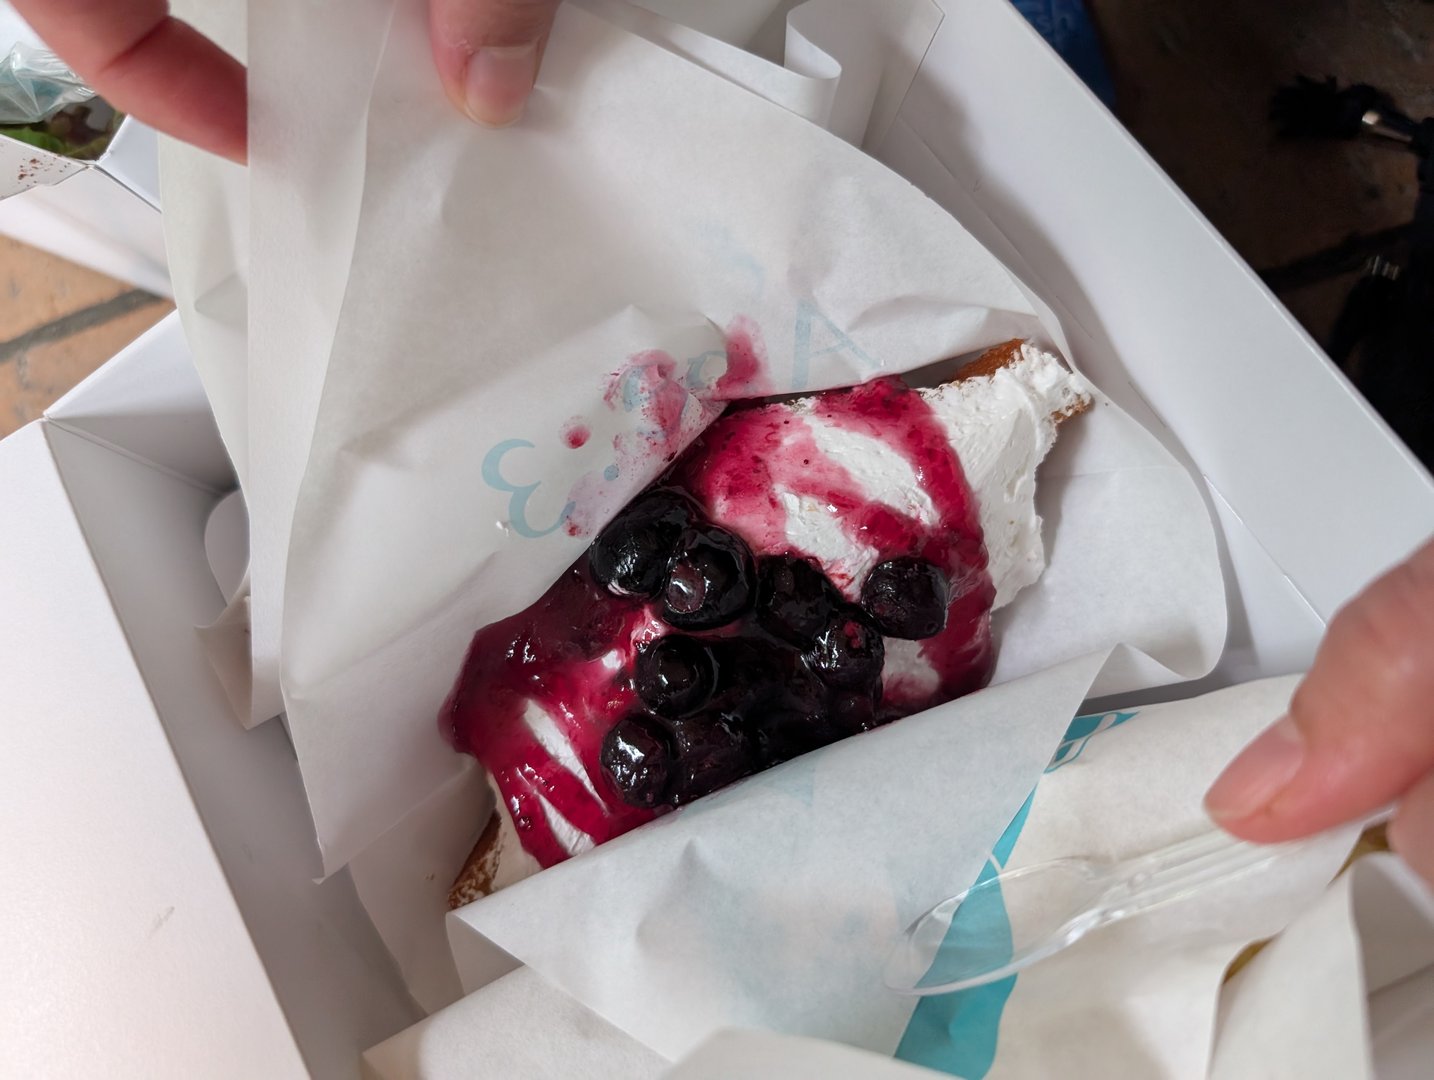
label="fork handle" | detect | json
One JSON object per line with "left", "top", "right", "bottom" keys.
{"left": 1097, "top": 805, "right": 1393, "bottom": 921}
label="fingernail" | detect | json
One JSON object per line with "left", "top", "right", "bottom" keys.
{"left": 1205, "top": 715, "right": 1307, "bottom": 822}
{"left": 463, "top": 42, "right": 539, "bottom": 127}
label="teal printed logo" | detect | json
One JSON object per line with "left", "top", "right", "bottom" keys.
{"left": 895, "top": 793, "right": 1030, "bottom": 1077}
{"left": 792, "top": 299, "right": 878, "bottom": 389}
{"left": 1046, "top": 710, "right": 1139, "bottom": 773}
{"left": 481, "top": 439, "right": 574, "bottom": 538}
{"left": 894, "top": 708, "right": 1140, "bottom": 1077}
{"left": 479, "top": 301, "right": 873, "bottom": 535}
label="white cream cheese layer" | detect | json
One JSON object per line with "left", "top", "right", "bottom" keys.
{"left": 778, "top": 341, "right": 1089, "bottom": 612}
{"left": 925, "top": 342, "right": 1091, "bottom": 609}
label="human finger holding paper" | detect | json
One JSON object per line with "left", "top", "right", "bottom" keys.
{"left": 14, "top": 0, "right": 561, "bottom": 162}
{"left": 11, "top": 0, "right": 246, "bottom": 161}
{"left": 428, "top": 0, "right": 561, "bottom": 127}
{"left": 1207, "top": 535, "right": 1434, "bottom": 887}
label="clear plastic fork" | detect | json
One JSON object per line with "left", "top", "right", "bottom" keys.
{"left": 885, "top": 813, "right": 1388, "bottom": 997}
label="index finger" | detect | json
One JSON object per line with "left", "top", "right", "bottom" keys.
{"left": 13, "top": 0, "right": 246, "bottom": 163}
{"left": 1207, "top": 535, "right": 1434, "bottom": 841}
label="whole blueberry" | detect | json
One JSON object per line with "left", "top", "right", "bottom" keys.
{"left": 755, "top": 554, "right": 843, "bottom": 647}
{"left": 661, "top": 524, "right": 756, "bottom": 631}
{"left": 708, "top": 636, "right": 792, "bottom": 713}
{"left": 589, "top": 488, "right": 699, "bottom": 599}
{"left": 860, "top": 557, "right": 951, "bottom": 639}
{"left": 828, "top": 691, "right": 881, "bottom": 735}
{"left": 666, "top": 712, "right": 757, "bottom": 805}
{"left": 802, "top": 606, "right": 886, "bottom": 692}
{"left": 600, "top": 714, "right": 674, "bottom": 809}
{"left": 634, "top": 635, "right": 719, "bottom": 718}
{"left": 749, "top": 705, "right": 837, "bottom": 766}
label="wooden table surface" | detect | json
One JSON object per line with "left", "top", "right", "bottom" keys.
{"left": 0, "top": 234, "right": 170, "bottom": 438}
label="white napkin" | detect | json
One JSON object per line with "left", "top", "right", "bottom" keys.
{"left": 1211, "top": 853, "right": 1434, "bottom": 1080}
{"left": 448, "top": 653, "right": 1110, "bottom": 1059}
{"left": 893, "top": 676, "right": 1356, "bottom": 1078}
{"left": 362, "top": 967, "right": 668, "bottom": 1079}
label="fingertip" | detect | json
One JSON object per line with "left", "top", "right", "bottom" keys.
{"left": 461, "top": 42, "right": 539, "bottom": 127}
{"left": 1205, "top": 715, "right": 1306, "bottom": 827}
{"left": 428, "top": 0, "right": 557, "bottom": 126}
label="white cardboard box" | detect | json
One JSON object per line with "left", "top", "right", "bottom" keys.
{"left": 0, "top": 316, "right": 418, "bottom": 1078}
{"left": 3, "top": 0, "right": 1433, "bottom": 1075}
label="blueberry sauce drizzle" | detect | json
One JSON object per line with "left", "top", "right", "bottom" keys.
{"left": 443, "top": 376, "right": 996, "bottom": 868}
{"left": 672, "top": 377, "right": 995, "bottom": 707}
{"left": 441, "top": 562, "right": 663, "bottom": 866}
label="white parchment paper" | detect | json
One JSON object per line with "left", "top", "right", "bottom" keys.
{"left": 896, "top": 677, "right": 1356, "bottom": 1079}
{"left": 447, "top": 676, "right": 1352, "bottom": 1067}
{"left": 277, "top": 0, "right": 1224, "bottom": 889}
{"left": 448, "top": 653, "right": 1111, "bottom": 1058}
{"left": 1211, "top": 853, "right": 1434, "bottom": 1080}
{"left": 244, "top": 0, "right": 938, "bottom": 732}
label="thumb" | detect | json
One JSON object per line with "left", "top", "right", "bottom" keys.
{"left": 429, "top": 0, "right": 562, "bottom": 127}
{"left": 1205, "top": 534, "right": 1434, "bottom": 843}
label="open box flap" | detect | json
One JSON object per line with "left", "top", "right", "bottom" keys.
{"left": 0, "top": 113, "right": 155, "bottom": 204}
{"left": 41, "top": 419, "right": 421, "bottom": 1076}
{"left": 0, "top": 165, "right": 169, "bottom": 295}
{"left": 0, "top": 423, "right": 309, "bottom": 1078}
{"left": 4, "top": 321, "right": 421, "bottom": 1074}
{"left": 96, "top": 117, "right": 159, "bottom": 208}
{"left": 0, "top": 134, "right": 84, "bottom": 197}
{"left": 45, "top": 313, "right": 234, "bottom": 492}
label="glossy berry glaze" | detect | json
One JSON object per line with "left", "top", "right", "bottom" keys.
{"left": 672, "top": 377, "right": 995, "bottom": 707}
{"left": 442, "top": 376, "right": 995, "bottom": 869}
{"left": 442, "top": 562, "right": 664, "bottom": 866}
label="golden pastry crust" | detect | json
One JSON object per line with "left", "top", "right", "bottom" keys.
{"left": 958, "top": 339, "right": 1092, "bottom": 425}
{"left": 448, "top": 812, "right": 502, "bottom": 910}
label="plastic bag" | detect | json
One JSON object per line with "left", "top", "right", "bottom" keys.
{"left": 0, "top": 42, "right": 94, "bottom": 124}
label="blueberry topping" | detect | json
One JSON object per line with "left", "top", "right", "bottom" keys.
{"left": 802, "top": 606, "right": 886, "bottom": 691}
{"left": 829, "top": 691, "right": 881, "bottom": 734}
{"left": 661, "top": 524, "right": 756, "bottom": 631}
{"left": 666, "top": 712, "right": 756, "bottom": 805}
{"left": 860, "top": 557, "right": 951, "bottom": 639}
{"left": 777, "top": 663, "right": 831, "bottom": 713}
{"left": 709, "top": 636, "right": 791, "bottom": 713}
{"left": 589, "top": 488, "right": 698, "bottom": 599}
{"left": 634, "top": 635, "right": 719, "bottom": 718}
{"left": 749, "top": 706, "right": 836, "bottom": 765}
{"left": 755, "top": 554, "right": 843, "bottom": 647}
{"left": 600, "top": 714, "right": 674, "bottom": 808}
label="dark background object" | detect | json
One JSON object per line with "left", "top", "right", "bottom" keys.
{"left": 1084, "top": 0, "right": 1433, "bottom": 348}
{"left": 1047, "top": 0, "right": 1434, "bottom": 469}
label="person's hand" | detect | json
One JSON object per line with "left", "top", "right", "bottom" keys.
{"left": 13, "top": 0, "right": 563, "bottom": 166}
{"left": 428, "top": 0, "right": 561, "bottom": 127}
{"left": 12, "top": 0, "right": 247, "bottom": 162}
{"left": 1206, "top": 535, "right": 1434, "bottom": 886}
